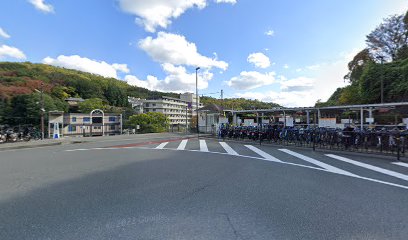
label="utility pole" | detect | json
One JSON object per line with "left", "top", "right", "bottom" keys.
{"left": 195, "top": 67, "right": 200, "bottom": 138}
{"left": 40, "top": 82, "right": 45, "bottom": 140}
{"left": 376, "top": 56, "right": 384, "bottom": 103}
{"left": 186, "top": 104, "right": 188, "bottom": 134}
{"left": 220, "top": 89, "right": 224, "bottom": 109}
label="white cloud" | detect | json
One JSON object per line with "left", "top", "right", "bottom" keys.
{"left": 0, "top": 28, "right": 10, "bottom": 39}
{"left": 236, "top": 91, "right": 316, "bottom": 108}
{"left": 306, "top": 64, "right": 320, "bottom": 71}
{"left": 215, "top": 0, "right": 236, "bottom": 4}
{"left": 226, "top": 71, "right": 276, "bottom": 90}
{"left": 42, "top": 55, "right": 129, "bottom": 78}
{"left": 0, "top": 45, "right": 26, "bottom": 59}
{"left": 283, "top": 64, "right": 289, "bottom": 69}
{"left": 265, "top": 30, "right": 274, "bottom": 36}
{"left": 118, "top": 0, "right": 236, "bottom": 32}
{"left": 118, "top": 0, "right": 206, "bottom": 32}
{"left": 233, "top": 49, "right": 359, "bottom": 107}
{"left": 280, "top": 77, "right": 315, "bottom": 92}
{"left": 28, "top": 0, "right": 54, "bottom": 13}
{"left": 126, "top": 63, "right": 213, "bottom": 92}
{"left": 247, "top": 52, "right": 271, "bottom": 68}
{"left": 112, "top": 63, "right": 130, "bottom": 73}
{"left": 139, "top": 32, "right": 228, "bottom": 70}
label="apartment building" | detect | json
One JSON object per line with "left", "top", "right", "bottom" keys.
{"left": 144, "top": 96, "right": 190, "bottom": 125}
{"left": 129, "top": 93, "right": 203, "bottom": 126}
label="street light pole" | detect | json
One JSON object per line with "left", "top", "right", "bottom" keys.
{"left": 40, "top": 82, "right": 45, "bottom": 140}
{"left": 196, "top": 67, "right": 200, "bottom": 138}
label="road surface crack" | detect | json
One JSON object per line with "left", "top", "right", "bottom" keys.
{"left": 181, "top": 183, "right": 214, "bottom": 200}
{"left": 220, "top": 213, "right": 246, "bottom": 240}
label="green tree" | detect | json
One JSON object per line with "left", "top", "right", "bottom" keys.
{"left": 127, "top": 112, "right": 169, "bottom": 133}
{"left": 5, "top": 93, "right": 67, "bottom": 126}
{"left": 78, "top": 98, "right": 106, "bottom": 113}
{"left": 366, "top": 14, "right": 408, "bottom": 61}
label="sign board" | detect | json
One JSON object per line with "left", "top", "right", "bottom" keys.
{"left": 295, "top": 118, "right": 301, "bottom": 123}
{"left": 278, "top": 117, "right": 294, "bottom": 127}
{"left": 403, "top": 118, "right": 408, "bottom": 129}
{"left": 244, "top": 119, "right": 254, "bottom": 126}
{"left": 53, "top": 123, "right": 60, "bottom": 139}
{"left": 136, "top": 125, "right": 140, "bottom": 130}
{"left": 365, "top": 118, "right": 374, "bottom": 123}
{"left": 262, "top": 119, "right": 269, "bottom": 124}
{"left": 341, "top": 119, "right": 352, "bottom": 124}
{"left": 319, "top": 118, "right": 337, "bottom": 128}
{"left": 219, "top": 117, "right": 228, "bottom": 124}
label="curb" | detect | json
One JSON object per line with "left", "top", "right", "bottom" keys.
{"left": 0, "top": 142, "right": 62, "bottom": 151}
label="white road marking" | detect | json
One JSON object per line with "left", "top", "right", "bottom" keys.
{"left": 156, "top": 142, "right": 168, "bottom": 149}
{"left": 219, "top": 142, "right": 238, "bottom": 155}
{"left": 245, "top": 145, "right": 282, "bottom": 163}
{"left": 63, "top": 146, "right": 408, "bottom": 190}
{"left": 177, "top": 139, "right": 188, "bottom": 150}
{"left": 65, "top": 149, "right": 88, "bottom": 152}
{"left": 392, "top": 162, "right": 408, "bottom": 168}
{"left": 326, "top": 154, "right": 408, "bottom": 182}
{"left": 199, "top": 140, "right": 208, "bottom": 152}
{"left": 279, "top": 149, "right": 357, "bottom": 177}
{"left": 136, "top": 146, "right": 408, "bottom": 190}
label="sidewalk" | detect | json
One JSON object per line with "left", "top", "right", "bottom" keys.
{"left": 0, "top": 132, "right": 204, "bottom": 151}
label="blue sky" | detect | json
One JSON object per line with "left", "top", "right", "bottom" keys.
{"left": 0, "top": 0, "right": 407, "bottom": 107}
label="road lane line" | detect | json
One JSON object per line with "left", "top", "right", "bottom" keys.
{"left": 219, "top": 142, "right": 238, "bottom": 155}
{"left": 279, "top": 149, "right": 357, "bottom": 176}
{"left": 392, "top": 162, "right": 408, "bottom": 168}
{"left": 199, "top": 140, "right": 208, "bottom": 152}
{"left": 326, "top": 154, "right": 408, "bottom": 182}
{"left": 156, "top": 142, "right": 168, "bottom": 149}
{"left": 65, "top": 149, "right": 88, "bottom": 152}
{"left": 177, "top": 139, "right": 188, "bottom": 150}
{"left": 245, "top": 145, "right": 283, "bottom": 162}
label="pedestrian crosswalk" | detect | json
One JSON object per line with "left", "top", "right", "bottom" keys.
{"left": 68, "top": 138, "right": 408, "bottom": 190}
{"left": 145, "top": 138, "right": 408, "bottom": 189}
{"left": 245, "top": 145, "right": 282, "bottom": 163}
{"left": 219, "top": 142, "right": 239, "bottom": 156}
{"left": 279, "top": 149, "right": 357, "bottom": 177}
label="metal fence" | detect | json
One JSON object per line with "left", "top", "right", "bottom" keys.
{"left": 213, "top": 127, "right": 408, "bottom": 160}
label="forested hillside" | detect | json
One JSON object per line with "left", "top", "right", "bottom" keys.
{"left": 0, "top": 62, "right": 279, "bottom": 126}
{"left": 201, "top": 96, "right": 279, "bottom": 110}
{"left": 317, "top": 11, "right": 408, "bottom": 107}
{"left": 0, "top": 62, "right": 180, "bottom": 125}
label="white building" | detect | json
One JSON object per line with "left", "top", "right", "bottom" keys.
{"left": 128, "top": 93, "right": 203, "bottom": 126}
{"left": 48, "top": 111, "right": 122, "bottom": 137}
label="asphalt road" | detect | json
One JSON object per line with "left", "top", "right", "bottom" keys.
{"left": 1, "top": 135, "right": 408, "bottom": 240}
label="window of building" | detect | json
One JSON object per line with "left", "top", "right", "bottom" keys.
{"left": 153, "top": 109, "right": 156, "bottom": 112}
{"left": 152, "top": 104, "right": 156, "bottom": 107}
{"left": 72, "top": 117, "right": 77, "bottom": 122}
{"left": 145, "top": 103, "right": 149, "bottom": 107}
{"left": 109, "top": 116, "right": 116, "bottom": 122}
{"left": 68, "top": 125, "right": 77, "bottom": 132}
{"left": 83, "top": 117, "right": 90, "bottom": 122}
{"left": 109, "top": 125, "right": 116, "bottom": 130}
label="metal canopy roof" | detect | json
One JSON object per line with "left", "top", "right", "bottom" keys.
{"left": 231, "top": 102, "right": 408, "bottom": 114}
